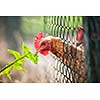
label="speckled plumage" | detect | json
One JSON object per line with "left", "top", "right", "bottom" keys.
{"left": 49, "top": 37, "right": 86, "bottom": 82}
{"left": 34, "top": 32, "right": 86, "bottom": 82}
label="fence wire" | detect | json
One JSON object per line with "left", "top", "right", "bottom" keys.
{"left": 44, "top": 16, "right": 86, "bottom": 83}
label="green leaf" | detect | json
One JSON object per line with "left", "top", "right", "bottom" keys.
{"left": 0, "top": 42, "right": 39, "bottom": 80}
{"left": 22, "top": 42, "right": 39, "bottom": 64}
{"left": 8, "top": 49, "right": 21, "bottom": 59}
{"left": 13, "top": 59, "right": 25, "bottom": 73}
{"left": 22, "top": 42, "right": 30, "bottom": 54}
{"left": 7, "top": 74, "right": 12, "bottom": 80}
{"left": 0, "top": 66, "right": 12, "bottom": 80}
{"left": 13, "top": 65, "right": 25, "bottom": 73}
{"left": 27, "top": 53, "right": 38, "bottom": 64}
{"left": 0, "top": 58, "right": 25, "bottom": 80}
{"left": 8, "top": 49, "right": 25, "bottom": 73}
{"left": 0, "top": 49, "right": 25, "bottom": 79}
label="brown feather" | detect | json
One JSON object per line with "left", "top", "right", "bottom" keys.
{"left": 50, "top": 37, "right": 86, "bottom": 82}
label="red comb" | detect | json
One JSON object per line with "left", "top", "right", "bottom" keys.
{"left": 76, "top": 32, "right": 83, "bottom": 41}
{"left": 76, "top": 27, "right": 83, "bottom": 41}
{"left": 34, "top": 32, "right": 44, "bottom": 49}
{"left": 34, "top": 32, "right": 44, "bottom": 41}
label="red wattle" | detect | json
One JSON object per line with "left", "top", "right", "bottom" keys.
{"left": 40, "top": 50, "right": 49, "bottom": 56}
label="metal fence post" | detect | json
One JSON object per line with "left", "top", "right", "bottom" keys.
{"left": 83, "top": 16, "right": 100, "bottom": 82}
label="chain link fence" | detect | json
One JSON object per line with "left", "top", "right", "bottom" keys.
{"left": 44, "top": 16, "right": 87, "bottom": 83}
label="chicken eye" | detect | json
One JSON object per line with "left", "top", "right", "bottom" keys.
{"left": 41, "top": 42, "right": 46, "bottom": 46}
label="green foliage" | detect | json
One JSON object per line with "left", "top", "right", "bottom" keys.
{"left": 27, "top": 53, "right": 38, "bottom": 64}
{"left": 22, "top": 42, "right": 30, "bottom": 53}
{"left": 8, "top": 49, "right": 21, "bottom": 59}
{"left": 8, "top": 49, "right": 25, "bottom": 73}
{"left": 0, "top": 42, "right": 39, "bottom": 80}
{"left": 21, "top": 16, "right": 44, "bottom": 36}
{"left": 22, "top": 42, "right": 38, "bottom": 64}
{"left": 0, "top": 65, "right": 12, "bottom": 80}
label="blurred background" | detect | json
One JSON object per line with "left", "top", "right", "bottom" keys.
{"left": 0, "top": 16, "right": 54, "bottom": 83}
{"left": 0, "top": 16, "right": 100, "bottom": 83}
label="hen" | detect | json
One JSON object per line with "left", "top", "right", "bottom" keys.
{"left": 34, "top": 27, "right": 86, "bottom": 82}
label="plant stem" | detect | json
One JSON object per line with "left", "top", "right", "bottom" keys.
{"left": 0, "top": 52, "right": 30, "bottom": 73}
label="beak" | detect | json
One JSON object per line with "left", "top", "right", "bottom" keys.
{"left": 35, "top": 47, "right": 44, "bottom": 54}
{"left": 35, "top": 48, "right": 40, "bottom": 54}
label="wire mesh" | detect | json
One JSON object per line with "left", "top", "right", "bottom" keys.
{"left": 44, "top": 16, "right": 86, "bottom": 83}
